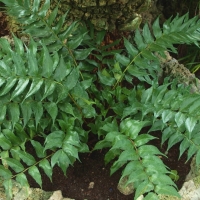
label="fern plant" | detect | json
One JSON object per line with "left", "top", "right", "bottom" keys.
{"left": 1, "top": 0, "right": 200, "bottom": 199}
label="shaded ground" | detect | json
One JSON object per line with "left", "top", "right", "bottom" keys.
{"left": 24, "top": 132, "right": 191, "bottom": 200}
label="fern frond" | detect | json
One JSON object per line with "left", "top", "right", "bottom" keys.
{"left": 112, "top": 13, "right": 200, "bottom": 88}
{"left": 1, "top": 0, "right": 89, "bottom": 57}
{"left": 129, "top": 81, "right": 200, "bottom": 163}
{"left": 94, "top": 118, "right": 181, "bottom": 199}
{"left": 0, "top": 30, "right": 92, "bottom": 198}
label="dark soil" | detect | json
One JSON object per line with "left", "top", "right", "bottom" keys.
{"left": 24, "top": 132, "right": 191, "bottom": 200}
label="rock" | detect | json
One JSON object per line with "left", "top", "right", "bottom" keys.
{"left": 0, "top": 180, "right": 52, "bottom": 200}
{"left": 48, "top": 190, "right": 63, "bottom": 200}
{"left": 88, "top": 182, "right": 94, "bottom": 189}
{"left": 117, "top": 176, "right": 134, "bottom": 195}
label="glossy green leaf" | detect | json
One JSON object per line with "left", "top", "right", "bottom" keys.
{"left": 155, "top": 185, "right": 180, "bottom": 198}
{"left": 57, "top": 150, "right": 71, "bottom": 176}
{"left": 0, "top": 77, "right": 17, "bottom": 96}
{"left": 32, "top": 0, "right": 40, "bottom": 12}
{"left": 3, "top": 129, "right": 22, "bottom": 147}
{"left": 188, "top": 99, "right": 200, "bottom": 114}
{"left": 53, "top": 12, "right": 68, "bottom": 34}
{"left": 38, "top": 0, "right": 50, "bottom": 17}
{"left": 138, "top": 145, "right": 162, "bottom": 158}
{"left": 124, "top": 37, "right": 138, "bottom": 57}
{"left": 134, "top": 29, "right": 147, "bottom": 50}
{"left": 13, "top": 34, "right": 24, "bottom": 55}
{"left": 196, "top": 150, "right": 200, "bottom": 166}
{"left": 64, "top": 68, "right": 79, "bottom": 90}
{"left": 93, "top": 140, "right": 111, "bottom": 151}
{"left": 96, "top": 30, "right": 106, "bottom": 45}
{"left": 97, "top": 70, "right": 115, "bottom": 86}
{"left": 28, "top": 37, "right": 37, "bottom": 56}
{"left": 110, "top": 160, "right": 127, "bottom": 175}
{"left": 161, "top": 127, "right": 174, "bottom": 145}
{"left": 9, "top": 52, "right": 24, "bottom": 76}
{"left": 3, "top": 179, "right": 13, "bottom": 200}
{"left": 45, "top": 102, "right": 58, "bottom": 124}
{"left": 126, "top": 169, "right": 148, "bottom": 186}
{"left": 47, "top": 5, "right": 58, "bottom": 25}
{"left": 142, "top": 155, "right": 166, "bottom": 171}
{"left": 51, "top": 149, "right": 61, "bottom": 167}
{"left": 16, "top": 173, "right": 29, "bottom": 187}
{"left": 74, "top": 48, "right": 94, "bottom": 60}
{"left": 80, "top": 78, "right": 93, "bottom": 90}
{"left": 175, "top": 112, "right": 186, "bottom": 128}
{"left": 27, "top": 50, "right": 38, "bottom": 76}
{"left": 135, "top": 134, "right": 157, "bottom": 147}
{"left": 67, "top": 33, "right": 85, "bottom": 50}
{"left": 42, "top": 80, "right": 56, "bottom": 100}
{"left": 120, "top": 118, "right": 148, "bottom": 139}
{"left": 149, "top": 43, "right": 166, "bottom": 51}
{"left": 58, "top": 21, "right": 78, "bottom": 40}
{"left": 53, "top": 58, "right": 71, "bottom": 82}
{"left": 115, "top": 53, "right": 130, "bottom": 66}
{"left": 32, "top": 102, "right": 43, "bottom": 128}
{"left": 0, "top": 77, "right": 6, "bottom": 88}
{"left": 39, "top": 159, "right": 52, "bottom": 181}
{"left": 135, "top": 180, "right": 154, "bottom": 199}
{"left": 59, "top": 102, "right": 76, "bottom": 117}
{"left": 63, "top": 143, "right": 79, "bottom": 160}
{"left": 15, "top": 124, "right": 29, "bottom": 143}
{"left": 152, "top": 17, "right": 162, "bottom": 38}
{"left": 167, "top": 131, "right": 183, "bottom": 151}
{"left": 11, "top": 149, "right": 36, "bottom": 166}
{"left": 0, "top": 60, "right": 11, "bottom": 77}
{"left": 141, "top": 49, "right": 157, "bottom": 60}
{"left": 161, "top": 110, "right": 174, "bottom": 123}
{"left": 24, "top": 78, "right": 43, "bottom": 100}
{"left": 150, "top": 174, "right": 175, "bottom": 187}
{"left": 179, "top": 95, "right": 200, "bottom": 112}
{"left": 0, "top": 134, "right": 12, "bottom": 150}
{"left": 31, "top": 140, "right": 46, "bottom": 158}
{"left": 21, "top": 102, "right": 32, "bottom": 126}
{"left": 82, "top": 105, "right": 96, "bottom": 118}
{"left": 143, "top": 193, "right": 159, "bottom": 200}
{"left": 28, "top": 166, "right": 42, "bottom": 188}
{"left": 41, "top": 44, "right": 53, "bottom": 78}
{"left": 5, "top": 158, "right": 24, "bottom": 173}
{"left": 44, "top": 130, "right": 65, "bottom": 151}
{"left": 185, "top": 117, "right": 197, "bottom": 134}
{"left": 142, "top": 23, "right": 154, "bottom": 43}
{"left": 0, "top": 104, "right": 7, "bottom": 123}
{"left": 0, "top": 165, "right": 12, "bottom": 179}
{"left": 120, "top": 161, "right": 143, "bottom": 180}
{"left": 187, "top": 144, "right": 198, "bottom": 161}
{"left": 0, "top": 38, "right": 12, "bottom": 54}
{"left": 179, "top": 138, "right": 190, "bottom": 159}
{"left": 104, "top": 149, "right": 121, "bottom": 165}
{"left": 11, "top": 78, "right": 29, "bottom": 100}
{"left": 169, "top": 170, "right": 179, "bottom": 182}
{"left": 8, "top": 103, "right": 20, "bottom": 126}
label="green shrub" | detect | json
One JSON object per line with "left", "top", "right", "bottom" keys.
{"left": 0, "top": 0, "right": 200, "bottom": 199}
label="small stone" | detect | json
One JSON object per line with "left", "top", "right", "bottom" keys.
{"left": 88, "top": 182, "right": 94, "bottom": 189}
{"left": 48, "top": 190, "right": 63, "bottom": 200}
{"left": 117, "top": 176, "right": 134, "bottom": 195}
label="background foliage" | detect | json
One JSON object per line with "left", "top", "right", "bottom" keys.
{"left": 0, "top": 0, "right": 200, "bottom": 199}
